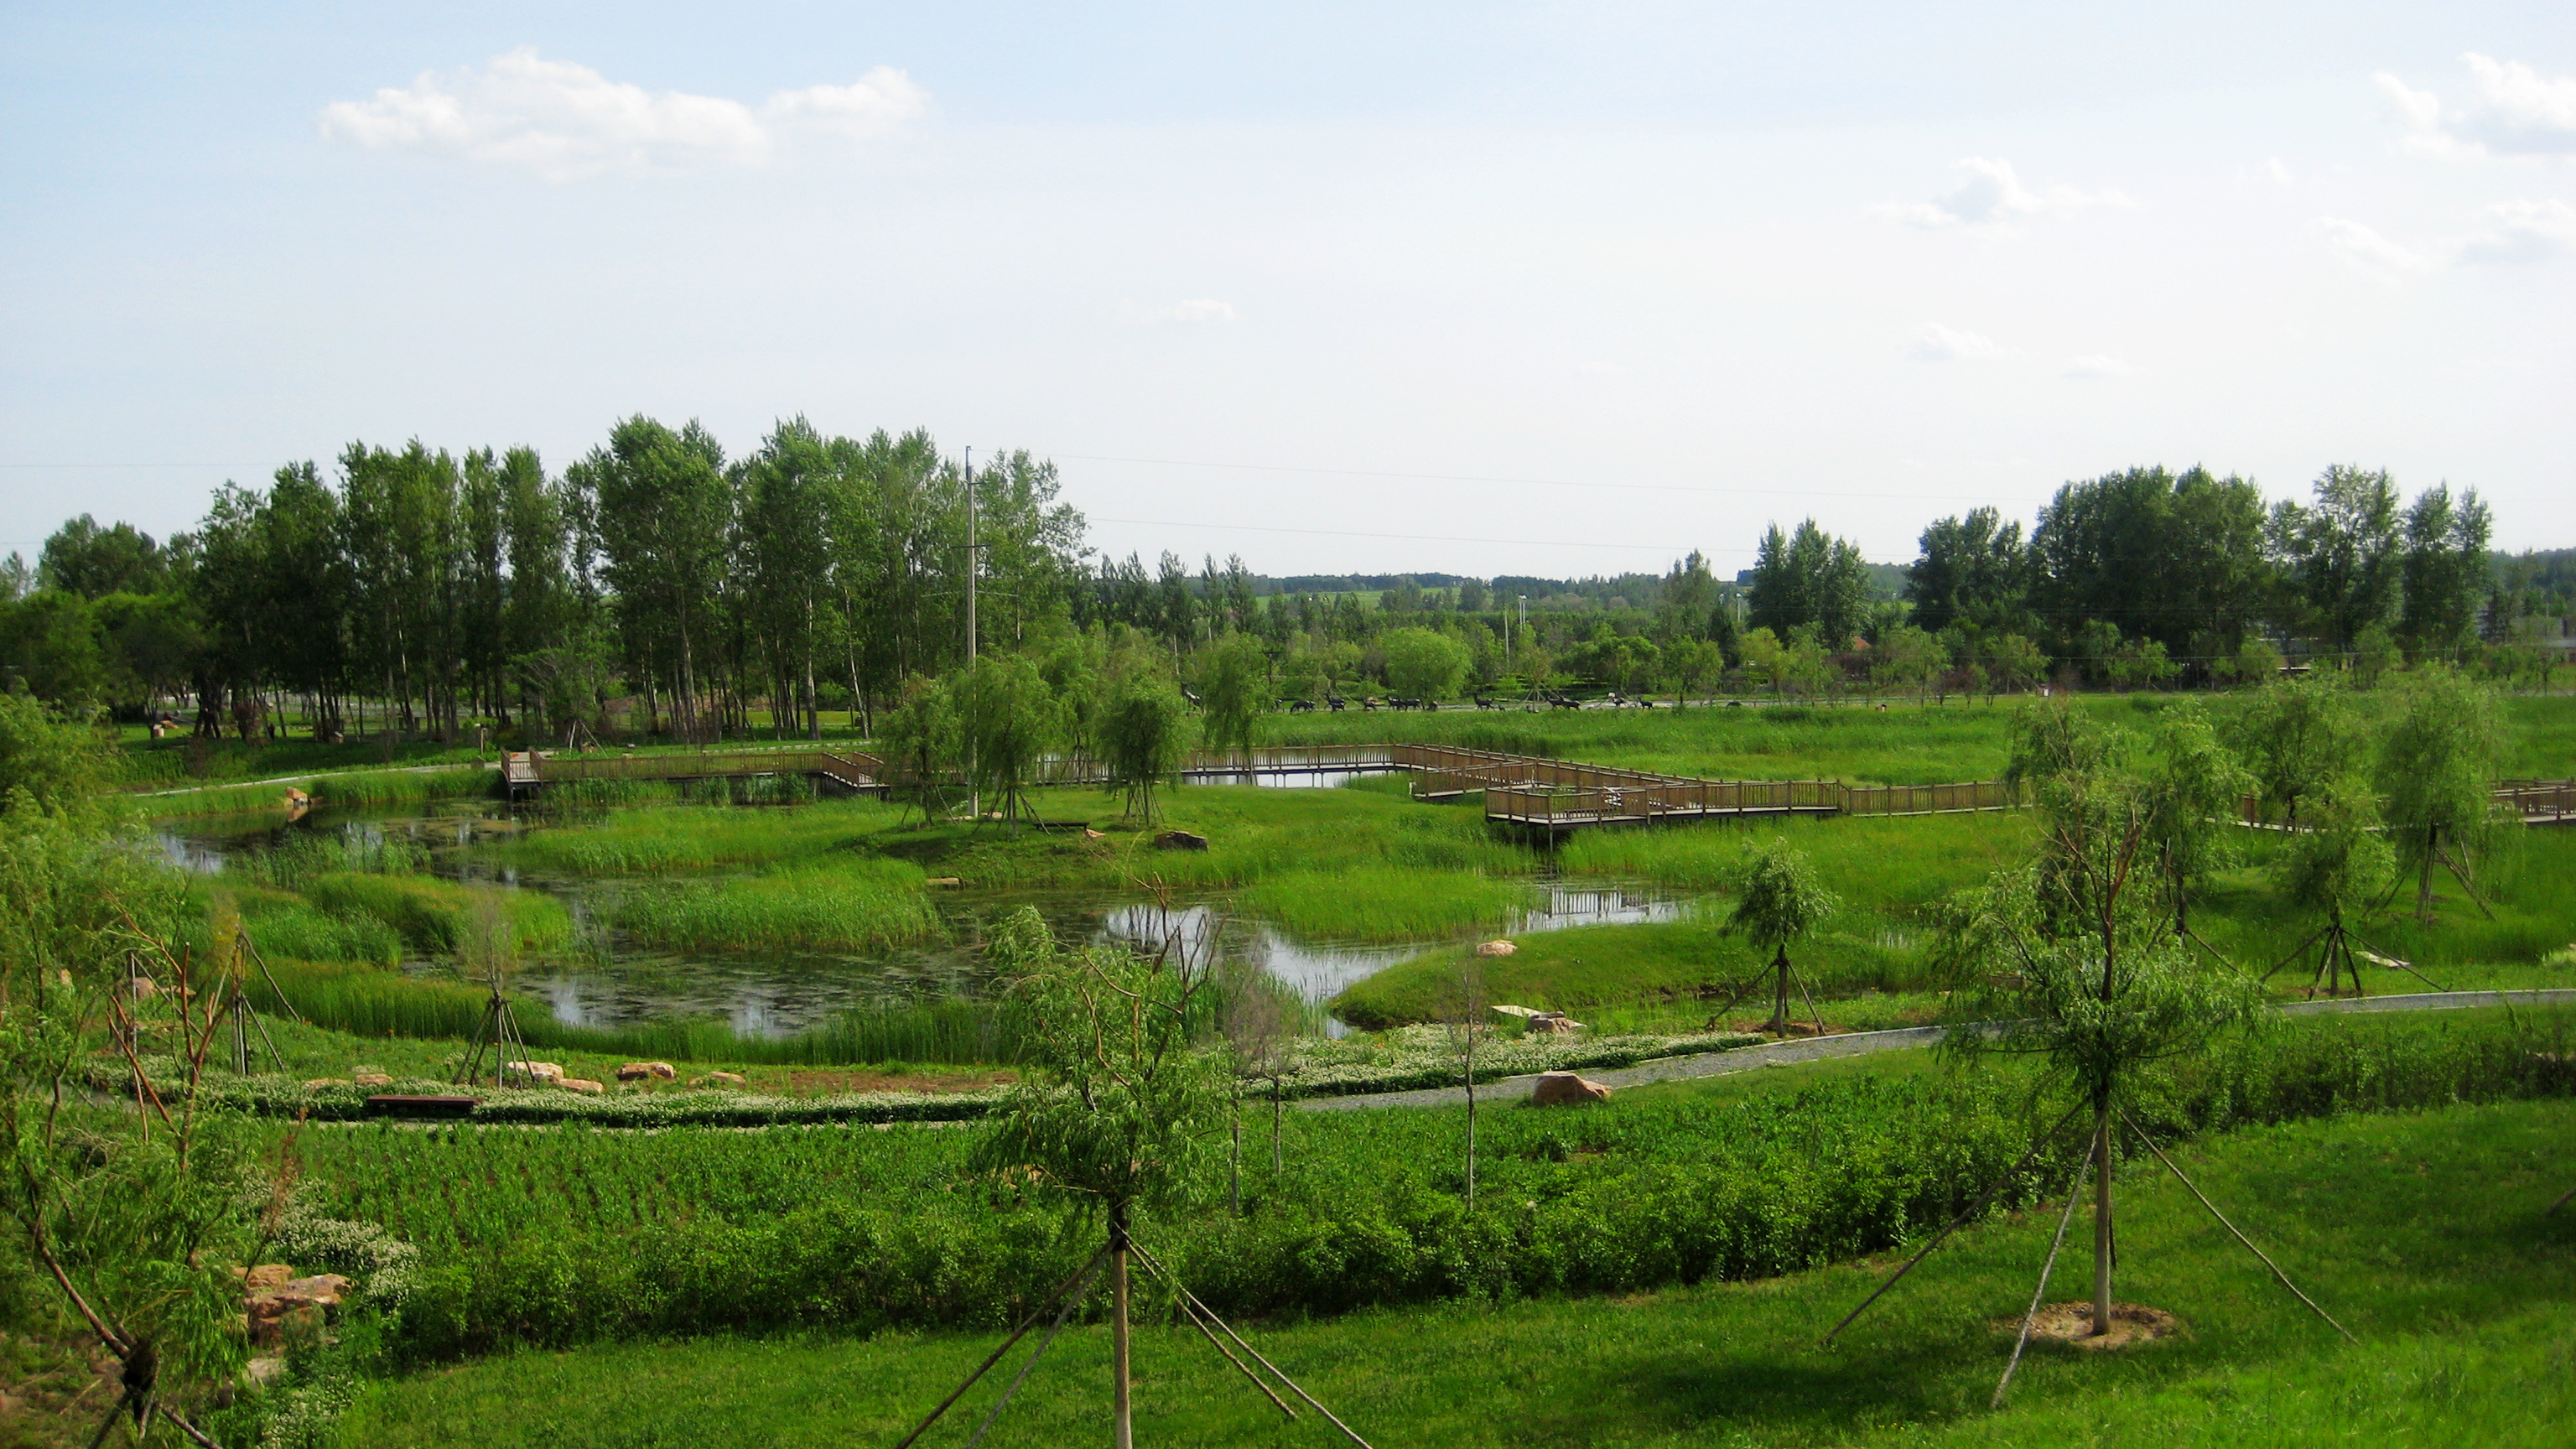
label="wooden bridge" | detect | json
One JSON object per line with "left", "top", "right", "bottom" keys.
{"left": 2495, "top": 779, "right": 2576, "bottom": 826}
{"left": 501, "top": 748, "right": 886, "bottom": 798}
{"left": 1137, "top": 744, "right": 2011, "bottom": 833}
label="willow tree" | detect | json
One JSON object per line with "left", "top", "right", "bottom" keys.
{"left": 1196, "top": 631, "right": 1270, "bottom": 769}
{"left": 968, "top": 907, "right": 1225, "bottom": 1449}
{"left": 957, "top": 654, "right": 1061, "bottom": 828}
{"left": 1724, "top": 838, "right": 1840, "bottom": 1036}
{"left": 2270, "top": 775, "right": 2406, "bottom": 996}
{"left": 1098, "top": 670, "right": 1191, "bottom": 823}
{"left": 2226, "top": 675, "right": 2350, "bottom": 829}
{"left": 2142, "top": 701, "right": 2251, "bottom": 940}
{"left": 2376, "top": 665, "right": 2507, "bottom": 923}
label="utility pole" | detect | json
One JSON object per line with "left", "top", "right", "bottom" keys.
{"left": 965, "top": 447, "right": 978, "bottom": 823}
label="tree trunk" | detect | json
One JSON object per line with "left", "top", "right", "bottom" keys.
{"left": 2418, "top": 826, "right": 2438, "bottom": 925}
{"left": 1230, "top": 1115, "right": 1241, "bottom": 1214}
{"left": 1771, "top": 946, "right": 1791, "bottom": 1034}
{"left": 2092, "top": 1095, "right": 2113, "bottom": 1336}
{"left": 1110, "top": 1200, "right": 1134, "bottom": 1449}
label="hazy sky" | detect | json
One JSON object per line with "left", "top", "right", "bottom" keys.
{"left": 4, "top": 3, "right": 2571, "bottom": 578}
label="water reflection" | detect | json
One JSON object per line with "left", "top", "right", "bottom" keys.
{"left": 158, "top": 799, "right": 1688, "bottom": 1037}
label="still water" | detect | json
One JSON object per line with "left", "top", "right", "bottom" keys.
{"left": 158, "top": 796, "right": 1685, "bottom": 1036}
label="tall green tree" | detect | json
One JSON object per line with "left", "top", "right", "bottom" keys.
{"left": 2269, "top": 465, "right": 2402, "bottom": 649}
{"left": 35, "top": 515, "right": 169, "bottom": 599}
{"left": 2397, "top": 484, "right": 2491, "bottom": 657}
{"left": 1906, "top": 507, "right": 2031, "bottom": 636}
{"left": 573, "top": 417, "right": 735, "bottom": 739}
{"left": 1748, "top": 520, "right": 1872, "bottom": 648}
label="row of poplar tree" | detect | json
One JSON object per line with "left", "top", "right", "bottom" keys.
{"left": 0, "top": 428, "right": 2546, "bottom": 736}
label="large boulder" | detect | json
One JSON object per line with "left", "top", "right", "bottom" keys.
{"left": 508, "top": 1061, "right": 564, "bottom": 1086}
{"left": 245, "top": 1273, "right": 351, "bottom": 1344}
{"left": 1530, "top": 1071, "right": 1613, "bottom": 1106}
{"left": 351, "top": 1072, "right": 392, "bottom": 1088}
{"left": 1155, "top": 830, "right": 1210, "bottom": 851}
{"left": 558, "top": 1078, "right": 605, "bottom": 1095}
{"left": 615, "top": 1062, "right": 677, "bottom": 1082}
{"left": 1475, "top": 939, "right": 1518, "bottom": 958}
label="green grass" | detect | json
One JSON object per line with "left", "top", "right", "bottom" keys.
{"left": 141, "top": 764, "right": 498, "bottom": 816}
{"left": 501, "top": 798, "right": 910, "bottom": 875}
{"left": 333, "top": 1093, "right": 2576, "bottom": 1446}
{"left": 603, "top": 859, "right": 945, "bottom": 953}
{"left": 1341, "top": 811, "right": 2576, "bottom": 1027}
{"left": 303, "top": 873, "right": 571, "bottom": 954}
{"left": 1240, "top": 866, "right": 1532, "bottom": 943}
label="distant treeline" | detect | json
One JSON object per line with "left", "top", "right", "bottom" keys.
{"left": 1, "top": 424, "right": 2568, "bottom": 741}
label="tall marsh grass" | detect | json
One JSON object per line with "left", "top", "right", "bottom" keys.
{"left": 305, "top": 873, "right": 572, "bottom": 954}
{"left": 505, "top": 799, "right": 909, "bottom": 875}
{"left": 246, "top": 958, "right": 1032, "bottom": 1066}
{"left": 604, "top": 859, "right": 943, "bottom": 953}
{"left": 1241, "top": 868, "right": 1531, "bottom": 943}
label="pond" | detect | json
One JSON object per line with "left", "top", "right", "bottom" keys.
{"left": 157, "top": 796, "right": 1687, "bottom": 1037}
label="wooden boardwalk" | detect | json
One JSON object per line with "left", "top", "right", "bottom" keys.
{"left": 496, "top": 743, "right": 2566, "bottom": 834}
{"left": 502, "top": 748, "right": 886, "bottom": 797}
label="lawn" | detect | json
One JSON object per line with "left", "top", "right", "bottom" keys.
{"left": 330, "top": 1093, "right": 2576, "bottom": 1446}
{"left": 1337, "top": 811, "right": 2576, "bottom": 1027}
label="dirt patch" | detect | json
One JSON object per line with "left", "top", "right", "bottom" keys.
{"left": 2006, "top": 1301, "right": 2181, "bottom": 1351}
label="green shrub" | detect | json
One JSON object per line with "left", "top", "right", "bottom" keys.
{"left": 273, "top": 1006, "right": 2571, "bottom": 1363}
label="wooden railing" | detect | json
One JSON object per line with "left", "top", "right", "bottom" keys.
{"left": 512, "top": 748, "right": 884, "bottom": 789}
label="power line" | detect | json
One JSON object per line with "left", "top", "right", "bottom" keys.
{"left": 1088, "top": 517, "right": 1747, "bottom": 554}
{"left": 1059, "top": 451, "right": 2032, "bottom": 504}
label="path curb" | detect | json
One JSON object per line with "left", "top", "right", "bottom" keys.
{"left": 1298, "top": 989, "right": 2576, "bottom": 1112}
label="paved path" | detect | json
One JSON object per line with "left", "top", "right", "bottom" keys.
{"left": 1298, "top": 989, "right": 2576, "bottom": 1112}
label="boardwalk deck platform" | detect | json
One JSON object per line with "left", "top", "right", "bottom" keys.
{"left": 502, "top": 748, "right": 886, "bottom": 798}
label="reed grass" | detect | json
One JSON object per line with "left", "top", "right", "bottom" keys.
{"left": 304, "top": 873, "right": 571, "bottom": 954}
{"left": 603, "top": 859, "right": 943, "bottom": 953}
{"left": 505, "top": 798, "right": 909, "bottom": 875}
{"left": 1241, "top": 867, "right": 1532, "bottom": 943}
{"left": 245, "top": 958, "right": 1031, "bottom": 1066}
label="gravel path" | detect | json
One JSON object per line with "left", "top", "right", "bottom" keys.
{"left": 1297, "top": 989, "right": 2576, "bottom": 1113}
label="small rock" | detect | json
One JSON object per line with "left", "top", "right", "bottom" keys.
{"left": 615, "top": 1061, "right": 678, "bottom": 1082}
{"left": 508, "top": 1060, "right": 564, "bottom": 1085}
{"left": 926, "top": 876, "right": 963, "bottom": 888}
{"left": 1530, "top": 1071, "right": 1613, "bottom": 1106}
{"left": 301, "top": 1078, "right": 351, "bottom": 1090}
{"left": 351, "top": 1072, "right": 392, "bottom": 1088}
{"left": 702, "top": 1071, "right": 745, "bottom": 1088}
{"left": 1524, "top": 1013, "right": 1581, "bottom": 1035}
{"left": 558, "top": 1078, "right": 605, "bottom": 1095}
{"left": 242, "top": 1264, "right": 293, "bottom": 1290}
{"left": 1083, "top": 828, "right": 1107, "bottom": 840}
{"left": 1475, "top": 939, "right": 1518, "bottom": 958}
{"left": 1155, "top": 829, "right": 1210, "bottom": 852}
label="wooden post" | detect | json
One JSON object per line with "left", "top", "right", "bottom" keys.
{"left": 1111, "top": 1201, "right": 1133, "bottom": 1449}
{"left": 2091, "top": 1095, "right": 2113, "bottom": 1336}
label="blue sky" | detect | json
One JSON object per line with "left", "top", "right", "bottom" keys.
{"left": 3, "top": 3, "right": 2571, "bottom": 574}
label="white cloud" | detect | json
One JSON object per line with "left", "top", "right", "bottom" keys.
{"left": 1906, "top": 323, "right": 2010, "bottom": 361}
{"left": 1885, "top": 157, "right": 2132, "bottom": 230}
{"left": 1161, "top": 299, "right": 1238, "bottom": 324}
{"left": 2457, "top": 199, "right": 2576, "bottom": 263}
{"left": 2062, "top": 354, "right": 2132, "bottom": 379}
{"left": 2377, "top": 54, "right": 2576, "bottom": 161}
{"left": 2318, "top": 216, "right": 2429, "bottom": 273}
{"left": 319, "top": 49, "right": 926, "bottom": 180}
